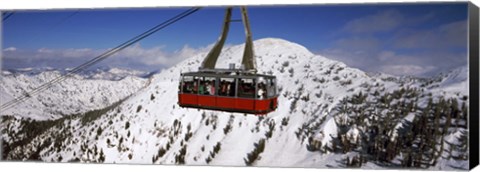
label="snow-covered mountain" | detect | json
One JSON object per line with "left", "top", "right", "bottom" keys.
{"left": 2, "top": 67, "right": 150, "bottom": 81}
{"left": 426, "top": 66, "right": 469, "bottom": 98}
{"left": 1, "top": 38, "right": 469, "bottom": 170}
{"left": 0, "top": 68, "right": 149, "bottom": 120}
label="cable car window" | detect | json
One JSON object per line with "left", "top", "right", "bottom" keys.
{"left": 238, "top": 78, "right": 255, "bottom": 98}
{"left": 192, "top": 76, "right": 200, "bottom": 94}
{"left": 219, "top": 78, "right": 235, "bottom": 97}
{"left": 257, "top": 77, "right": 267, "bottom": 99}
{"left": 267, "top": 78, "right": 276, "bottom": 98}
{"left": 201, "top": 77, "right": 216, "bottom": 95}
{"left": 181, "top": 76, "right": 194, "bottom": 94}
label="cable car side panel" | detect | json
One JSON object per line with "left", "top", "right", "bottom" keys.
{"left": 178, "top": 93, "right": 277, "bottom": 114}
{"left": 236, "top": 98, "right": 255, "bottom": 111}
{"left": 179, "top": 94, "right": 198, "bottom": 106}
{"left": 198, "top": 95, "right": 216, "bottom": 107}
{"left": 254, "top": 98, "right": 273, "bottom": 112}
{"left": 216, "top": 96, "right": 236, "bottom": 109}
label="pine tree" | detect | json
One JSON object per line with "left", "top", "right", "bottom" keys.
{"left": 99, "top": 149, "right": 105, "bottom": 162}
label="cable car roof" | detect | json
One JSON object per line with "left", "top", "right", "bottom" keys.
{"left": 181, "top": 71, "right": 276, "bottom": 79}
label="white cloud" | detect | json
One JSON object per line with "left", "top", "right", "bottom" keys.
{"left": 2, "top": 43, "right": 211, "bottom": 71}
{"left": 62, "top": 48, "right": 97, "bottom": 58}
{"left": 378, "top": 51, "right": 396, "bottom": 61}
{"left": 321, "top": 42, "right": 466, "bottom": 77}
{"left": 393, "top": 20, "right": 467, "bottom": 49}
{"left": 3, "top": 47, "right": 17, "bottom": 52}
{"left": 343, "top": 10, "right": 403, "bottom": 33}
{"left": 111, "top": 43, "right": 211, "bottom": 68}
{"left": 321, "top": 12, "right": 468, "bottom": 77}
{"left": 342, "top": 9, "right": 436, "bottom": 34}
{"left": 379, "top": 65, "right": 436, "bottom": 76}
{"left": 37, "top": 48, "right": 53, "bottom": 53}
{"left": 334, "top": 36, "right": 381, "bottom": 51}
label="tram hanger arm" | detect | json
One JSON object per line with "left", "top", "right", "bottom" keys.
{"left": 199, "top": 7, "right": 257, "bottom": 73}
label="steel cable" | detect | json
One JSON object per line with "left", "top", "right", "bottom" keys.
{"left": 1, "top": 7, "right": 201, "bottom": 111}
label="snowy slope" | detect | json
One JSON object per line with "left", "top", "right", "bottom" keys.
{"left": 429, "top": 66, "right": 469, "bottom": 98}
{"left": 1, "top": 38, "right": 469, "bottom": 170}
{"left": 0, "top": 68, "right": 148, "bottom": 120}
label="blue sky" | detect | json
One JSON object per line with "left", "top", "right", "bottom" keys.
{"left": 2, "top": 2, "right": 468, "bottom": 76}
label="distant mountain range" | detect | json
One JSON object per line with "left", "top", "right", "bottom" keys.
{"left": 1, "top": 67, "right": 148, "bottom": 120}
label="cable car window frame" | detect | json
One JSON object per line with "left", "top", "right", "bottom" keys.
{"left": 201, "top": 77, "right": 217, "bottom": 96}
{"left": 192, "top": 76, "right": 201, "bottom": 94}
{"left": 181, "top": 75, "right": 195, "bottom": 94}
{"left": 266, "top": 78, "right": 276, "bottom": 98}
{"left": 180, "top": 72, "right": 277, "bottom": 98}
{"left": 218, "top": 77, "right": 236, "bottom": 97}
{"left": 238, "top": 78, "right": 256, "bottom": 99}
{"left": 256, "top": 77, "right": 267, "bottom": 99}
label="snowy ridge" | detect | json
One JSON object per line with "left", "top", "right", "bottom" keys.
{"left": 3, "top": 67, "right": 149, "bottom": 81}
{"left": 429, "top": 66, "right": 468, "bottom": 98}
{"left": 0, "top": 69, "right": 148, "bottom": 120}
{"left": 79, "top": 67, "right": 150, "bottom": 80}
{"left": 1, "top": 38, "right": 469, "bottom": 170}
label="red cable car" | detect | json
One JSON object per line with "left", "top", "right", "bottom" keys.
{"left": 178, "top": 71, "right": 278, "bottom": 114}
{"left": 177, "top": 7, "right": 278, "bottom": 115}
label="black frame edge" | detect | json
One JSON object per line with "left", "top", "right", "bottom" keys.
{"left": 0, "top": 11, "right": 3, "bottom": 162}
{"left": 469, "top": 1, "right": 479, "bottom": 170}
